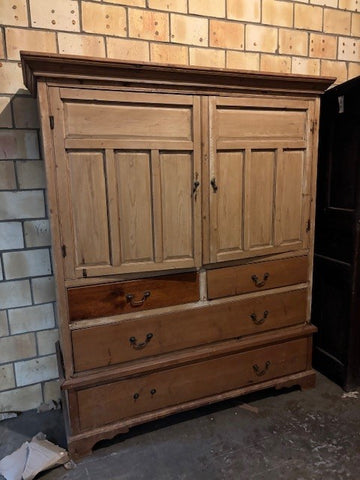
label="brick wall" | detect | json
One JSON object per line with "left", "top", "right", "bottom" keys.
{"left": 0, "top": 0, "right": 359, "bottom": 413}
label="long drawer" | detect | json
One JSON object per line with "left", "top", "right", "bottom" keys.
{"left": 68, "top": 272, "right": 199, "bottom": 322}
{"left": 76, "top": 336, "right": 308, "bottom": 431}
{"left": 72, "top": 288, "right": 307, "bottom": 372}
{"left": 207, "top": 256, "right": 308, "bottom": 300}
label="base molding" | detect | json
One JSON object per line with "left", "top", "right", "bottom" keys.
{"left": 67, "top": 369, "right": 316, "bottom": 459}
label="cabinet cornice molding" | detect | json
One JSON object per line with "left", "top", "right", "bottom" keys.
{"left": 21, "top": 51, "right": 335, "bottom": 98}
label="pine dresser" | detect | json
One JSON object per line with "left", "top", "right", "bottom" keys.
{"left": 21, "top": 52, "right": 334, "bottom": 458}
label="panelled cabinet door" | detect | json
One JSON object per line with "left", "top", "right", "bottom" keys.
{"left": 208, "top": 96, "right": 315, "bottom": 264}
{"left": 49, "top": 88, "right": 201, "bottom": 279}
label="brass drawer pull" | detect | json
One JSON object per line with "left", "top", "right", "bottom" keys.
{"left": 129, "top": 333, "right": 153, "bottom": 350}
{"left": 253, "top": 360, "right": 271, "bottom": 377}
{"left": 251, "top": 273, "right": 269, "bottom": 288}
{"left": 250, "top": 310, "right": 269, "bottom": 325}
{"left": 133, "top": 393, "right": 139, "bottom": 400}
{"left": 126, "top": 290, "right": 151, "bottom": 307}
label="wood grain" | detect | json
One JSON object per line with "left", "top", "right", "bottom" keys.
{"left": 207, "top": 256, "right": 308, "bottom": 299}
{"left": 72, "top": 288, "right": 307, "bottom": 372}
{"left": 68, "top": 272, "right": 199, "bottom": 321}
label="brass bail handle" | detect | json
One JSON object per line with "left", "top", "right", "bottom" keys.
{"left": 126, "top": 290, "right": 151, "bottom": 307}
{"left": 129, "top": 333, "right": 153, "bottom": 350}
{"left": 250, "top": 310, "right": 269, "bottom": 325}
{"left": 251, "top": 273, "right": 269, "bottom": 288}
{"left": 253, "top": 360, "right": 271, "bottom": 377}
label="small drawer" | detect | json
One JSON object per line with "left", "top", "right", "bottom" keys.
{"left": 72, "top": 288, "right": 307, "bottom": 372}
{"left": 68, "top": 272, "right": 199, "bottom": 322}
{"left": 76, "top": 336, "right": 309, "bottom": 431}
{"left": 207, "top": 256, "right": 308, "bottom": 300}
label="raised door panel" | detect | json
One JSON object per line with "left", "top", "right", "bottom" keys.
{"left": 49, "top": 88, "right": 201, "bottom": 278}
{"left": 208, "top": 96, "right": 314, "bottom": 263}
{"left": 160, "top": 152, "right": 194, "bottom": 263}
{"left": 245, "top": 150, "right": 275, "bottom": 252}
{"left": 68, "top": 152, "right": 111, "bottom": 268}
{"left": 115, "top": 152, "right": 154, "bottom": 264}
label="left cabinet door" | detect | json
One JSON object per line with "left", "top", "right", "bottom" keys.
{"left": 49, "top": 87, "right": 201, "bottom": 279}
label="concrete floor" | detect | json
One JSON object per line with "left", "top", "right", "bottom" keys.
{"left": 1, "top": 372, "right": 360, "bottom": 480}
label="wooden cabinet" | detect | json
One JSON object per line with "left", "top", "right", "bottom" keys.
{"left": 21, "top": 52, "right": 334, "bottom": 458}
{"left": 311, "top": 75, "right": 360, "bottom": 391}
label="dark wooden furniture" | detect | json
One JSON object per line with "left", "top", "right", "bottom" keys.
{"left": 312, "top": 75, "right": 360, "bottom": 391}
{"left": 21, "top": 51, "right": 334, "bottom": 458}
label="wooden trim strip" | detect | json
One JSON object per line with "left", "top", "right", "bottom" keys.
{"left": 65, "top": 139, "right": 194, "bottom": 150}
{"left": 21, "top": 51, "right": 335, "bottom": 98}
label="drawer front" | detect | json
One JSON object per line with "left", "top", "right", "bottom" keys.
{"left": 72, "top": 288, "right": 307, "bottom": 372}
{"left": 77, "top": 337, "right": 308, "bottom": 430}
{"left": 207, "top": 256, "right": 308, "bottom": 300}
{"left": 68, "top": 272, "right": 199, "bottom": 322}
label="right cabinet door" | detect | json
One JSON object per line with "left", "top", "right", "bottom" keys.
{"left": 208, "top": 96, "right": 316, "bottom": 264}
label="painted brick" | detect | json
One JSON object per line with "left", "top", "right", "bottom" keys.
{"left": 295, "top": 4, "right": 323, "bottom": 31}
{"left": 107, "top": 0, "right": 145, "bottom": 5}
{"left": 352, "top": 13, "right": 360, "bottom": 36}
{"left": 0, "top": 222, "right": 24, "bottom": 250}
{"left": 16, "top": 160, "right": 46, "bottom": 189}
{"left": 279, "top": 29, "right": 308, "bottom": 57}
{"left": 311, "top": 0, "right": 337, "bottom": 5}
{"left": 9, "top": 303, "right": 54, "bottom": 335}
{"left": 0, "top": 384, "right": 42, "bottom": 411}
{"left": 0, "top": 333, "right": 36, "bottom": 363}
{"left": 339, "top": 0, "right": 360, "bottom": 11}
{"left": 0, "top": 97, "right": 13, "bottom": 128}
{"left": 227, "top": 0, "right": 261, "bottom": 22}
{"left": 148, "top": 0, "right": 187, "bottom": 13}
{"left": 226, "top": 51, "right": 260, "bottom": 71}
{"left": 150, "top": 43, "right": 188, "bottom": 65}
{"left": 0, "top": 62, "right": 26, "bottom": 95}
{"left": 0, "top": 311, "right": 9, "bottom": 337}
{"left": 349, "top": 62, "right": 360, "bottom": 78}
{"left": 12, "top": 97, "right": 39, "bottom": 129}
{"left": 171, "top": 14, "right": 208, "bottom": 46}
{"left": 324, "top": 9, "right": 351, "bottom": 35}
{"left": 24, "top": 220, "right": 51, "bottom": 248}
{"left": 15, "top": 354, "right": 58, "bottom": 386}
{"left": 5, "top": 28, "right": 57, "bottom": 61}
{"left": 321, "top": 59, "right": 348, "bottom": 83}
{"left": 246, "top": 25, "right": 278, "bottom": 53}
{"left": 189, "top": 0, "right": 225, "bottom": 18}
{"left": 3, "top": 249, "right": 51, "bottom": 280}
{"left": 189, "top": 47, "right": 225, "bottom": 68}
{"left": 58, "top": 33, "right": 105, "bottom": 58}
{"left": 43, "top": 379, "right": 61, "bottom": 403}
{"left": 82, "top": 2, "right": 127, "bottom": 36}
{"left": 292, "top": 57, "right": 321, "bottom": 75}
{"left": 0, "top": 161, "right": 16, "bottom": 190}
{"left": 0, "top": 1, "right": 28, "bottom": 27}
{"left": 0, "top": 130, "right": 39, "bottom": 160}
{"left": 0, "top": 191, "right": 45, "bottom": 220}
{"left": 107, "top": 38, "right": 149, "bottom": 61}
{"left": 338, "top": 36, "right": 360, "bottom": 60}
{"left": 30, "top": 0, "right": 79, "bottom": 32}
{"left": 262, "top": 0, "right": 293, "bottom": 27}
{"left": 310, "top": 33, "right": 337, "bottom": 58}
{"left": 0, "top": 29, "right": 5, "bottom": 59}
{"left": 210, "top": 20, "right": 244, "bottom": 50}
{"left": 0, "top": 280, "right": 31, "bottom": 309}
{"left": 261, "top": 54, "right": 292, "bottom": 73}
{"left": 128, "top": 8, "right": 169, "bottom": 42}
{"left": 32, "top": 276, "right": 56, "bottom": 304}
{"left": 37, "top": 329, "right": 59, "bottom": 355}
{"left": 0, "top": 364, "right": 15, "bottom": 392}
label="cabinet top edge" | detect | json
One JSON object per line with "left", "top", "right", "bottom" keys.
{"left": 20, "top": 51, "right": 335, "bottom": 98}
